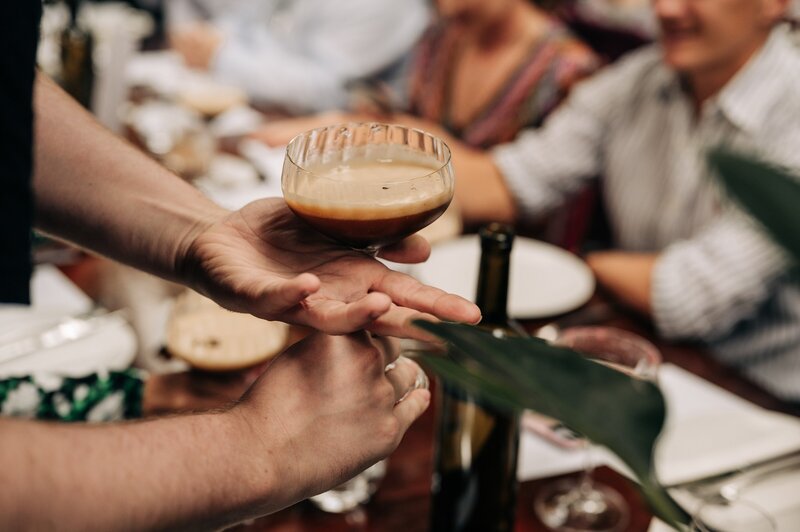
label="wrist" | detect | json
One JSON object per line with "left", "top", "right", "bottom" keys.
{"left": 171, "top": 202, "right": 228, "bottom": 288}
{"left": 219, "top": 406, "right": 290, "bottom": 517}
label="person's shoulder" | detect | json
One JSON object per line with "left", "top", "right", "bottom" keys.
{"left": 754, "top": 37, "right": 800, "bottom": 141}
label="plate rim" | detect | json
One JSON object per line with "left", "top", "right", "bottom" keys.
{"left": 409, "top": 235, "right": 595, "bottom": 319}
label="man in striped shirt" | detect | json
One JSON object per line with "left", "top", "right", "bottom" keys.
{"left": 451, "top": 0, "right": 800, "bottom": 400}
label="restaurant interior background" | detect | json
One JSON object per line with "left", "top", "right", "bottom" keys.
{"left": 8, "top": 0, "right": 800, "bottom": 530}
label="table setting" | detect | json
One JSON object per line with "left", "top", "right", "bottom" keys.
{"left": 53, "top": 234, "right": 800, "bottom": 531}
{"left": 24, "top": 129, "right": 800, "bottom": 531}
{"left": 9, "top": 43, "right": 800, "bottom": 529}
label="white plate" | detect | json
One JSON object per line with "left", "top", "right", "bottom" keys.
{"left": 0, "top": 306, "right": 137, "bottom": 378}
{"left": 409, "top": 235, "right": 594, "bottom": 319}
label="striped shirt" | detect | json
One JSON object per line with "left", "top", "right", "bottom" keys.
{"left": 493, "top": 26, "right": 800, "bottom": 400}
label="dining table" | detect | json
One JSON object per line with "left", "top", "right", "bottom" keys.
{"left": 56, "top": 56, "right": 799, "bottom": 530}
{"left": 220, "top": 294, "right": 800, "bottom": 532}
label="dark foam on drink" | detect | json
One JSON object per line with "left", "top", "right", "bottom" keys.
{"left": 287, "top": 197, "right": 451, "bottom": 248}
{"left": 285, "top": 154, "right": 453, "bottom": 247}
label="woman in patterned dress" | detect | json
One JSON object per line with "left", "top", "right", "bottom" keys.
{"left": 253, "top": 0, "right": 599, "bottom": 247}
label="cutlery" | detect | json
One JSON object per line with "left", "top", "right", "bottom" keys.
{"left": 671, "top": 450, "right": 800, "bottom": 504}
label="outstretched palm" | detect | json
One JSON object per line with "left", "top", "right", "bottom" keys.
{"left": 181, "top": 198, "right": 480, "bottom": 336}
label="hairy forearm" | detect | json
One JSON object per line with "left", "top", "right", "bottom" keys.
{"left": 586, "top": 251, "right": 656, "bottom": 316}
{"left": 32, "top": 74, "right": 227, "bottom": 282}
{"left": 0, "top": 412, "right": 275, "bottom": 530}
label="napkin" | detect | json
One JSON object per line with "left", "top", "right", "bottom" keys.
{"left": 655, "top": 366, "right": 800, "bottom": 486}
{"left": 0, "top": 266, "right": 137, "bottom": 378}
{"left": 516, "top": 362, "right": 800, "bottom": 530}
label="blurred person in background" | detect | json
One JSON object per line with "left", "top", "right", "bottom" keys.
{"left": 167, "top": 0, "right": 430, "bottom": 113}
{"left": 1, "top": 3, "right": 481, "bottom": 528}
{"left": 252, "top": 0, "right": 599, "bottom": 247}
{"left": 255, "top": 0, "right": 598, "bottom": 149}
{"left": 552, "top": 0, "right": 657, "bottom": 61}
{"left": 406, "top": 0, "right": 598, "bottom": 149}
{"left": 446, "top": 0, "right": 800, "bottom": 400}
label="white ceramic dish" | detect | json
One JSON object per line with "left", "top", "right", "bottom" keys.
{"left": 408, "top": 235, "right": 595, "bottom": 319}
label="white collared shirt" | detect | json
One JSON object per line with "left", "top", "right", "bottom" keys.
{"left": 493, "top": 26, "right": 800, "bottom": 400}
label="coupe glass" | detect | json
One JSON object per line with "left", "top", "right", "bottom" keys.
{"left": 283, "top": 123, "right": 441, "bottom": 512}
{"left": 534, "top": 327, "right": 661, "bottom": 532}
{"left": 281, "top": 123, "right": 454, "bottom": 254}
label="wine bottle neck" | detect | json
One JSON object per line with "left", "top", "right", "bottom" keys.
{"left": 475, "top": 256, "right": 510, "bottom": 325}
{"left": 475, "top": 224, "right": 513, "bottom": 326}
{"left": 65, "top": 0, "right": 80, "bottom": 27}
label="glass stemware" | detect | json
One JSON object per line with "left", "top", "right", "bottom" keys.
{"left": 281, "top": 122, "right": 454, "bottom": 254}
{"left": 534, "top": 326, "right": 662, "bottom": 532}
{"left": 282, "top": 123, "right": 443, "bottom": 511}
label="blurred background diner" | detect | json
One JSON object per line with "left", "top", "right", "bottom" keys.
{"left": 5, "top": 0, "right": 800, "bottom": 529}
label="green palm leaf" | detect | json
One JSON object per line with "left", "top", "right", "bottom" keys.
{"left": 414, "top": 320, "right": 689, "bottom": 529}
{"left": 709, "top": 148, "right": 800, "bottom": 263}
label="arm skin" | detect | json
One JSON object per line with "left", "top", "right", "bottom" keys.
{"left": 32, "top": 75, "right": 479, "bottom": 336}
{"left": 586, "top": 251, "right": 657, "bottom": 316}
{"left": 0, "top": 409, "right": 265, "bottom": 530}
{"left": 33, "top": 74, "right": 227, "bottom": 285}
{"left": 0, "top": 332, "right": 430, "bottom": 530}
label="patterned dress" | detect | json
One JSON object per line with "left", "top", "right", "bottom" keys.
{"left": 408, "top": 20, "right": 599, "bottom": 250}
{"left": 408, "top": 20, "right": 599, "bottom": 150}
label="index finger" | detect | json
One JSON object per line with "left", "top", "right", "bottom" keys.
{"left": 374, "top": 271, "right": 481, "bottom": 325}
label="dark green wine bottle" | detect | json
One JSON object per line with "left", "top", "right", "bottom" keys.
{"left": 60, "top": 0, "right": 94, "bottom": 109}
{"left": 430, "top": 223, "right": 520, "bottom": 532}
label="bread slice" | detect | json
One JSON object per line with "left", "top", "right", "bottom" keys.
{"left": 167, "top": 291, "right": 288, "bottom": 371}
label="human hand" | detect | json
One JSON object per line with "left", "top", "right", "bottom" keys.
{"left": 249, "top": 112, "right": 351, "bottom": 147}
{"left": 231, "top": 332, "right": 430, "bottom": 511}
{"left": 170, "top": 23, "right": 223, "bottom": 70}
{"left": 178, "top": 198, "right": 480, "bottom": 337}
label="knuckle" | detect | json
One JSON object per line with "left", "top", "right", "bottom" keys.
{"left": 376, "top": 416, "right": 401, "bottom": 446}
{"left": 359, "top": 345, "right": 384, "bottom": 370}
{"left": 374, "top": 380, "right": 395, "bottom": 405}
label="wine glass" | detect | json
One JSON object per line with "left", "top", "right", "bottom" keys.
{"left": 281, "top": 122, "right": 454, "bottom": 254}
{"left": 282, "top": 123, "right": 442, "bottom": 511}
{"left": 534, "top": 326, "right": 661, "bottom": 532}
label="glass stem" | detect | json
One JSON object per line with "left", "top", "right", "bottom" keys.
{"left": 356, "top": 245, "right": 380, "bottom": 258}
{"left": 578, "top": 439, "right": 597, "bottom": 495}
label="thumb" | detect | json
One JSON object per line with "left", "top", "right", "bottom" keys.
{"left": 392, "top": 388, "right": 431, "bottom": 436}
